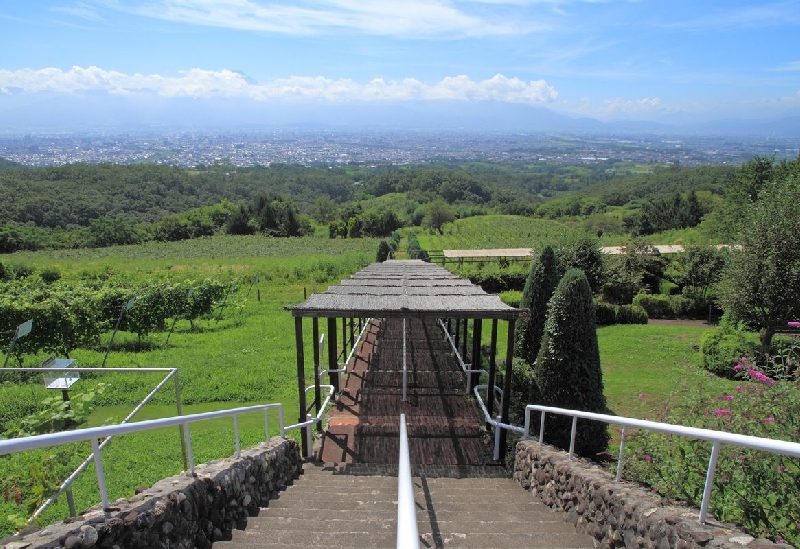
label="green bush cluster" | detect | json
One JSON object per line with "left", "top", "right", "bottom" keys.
{"left": 699, "top": 325, "right": 761, "bottom": 377}
{"left": 0, "top": 279, "right": 228, "bottom": 359}
{"left": 633, "top": 292, "right": 709, "bottom": 319}
{"left": 595, "top": 302, "right": 649, "bottom": 326}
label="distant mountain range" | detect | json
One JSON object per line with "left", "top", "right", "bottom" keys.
{"left": 2, "top": 92, "right": 799, "bottom": 137}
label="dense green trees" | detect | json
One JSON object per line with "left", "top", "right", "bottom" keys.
{"left": 717, "top": 174, "right": 800, "bottom": 346}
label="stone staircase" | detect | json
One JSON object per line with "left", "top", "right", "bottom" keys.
{"left": 212, "top": 461, "right": 596, "bottom": 549}
{"left": 213, "top": 318, "right": 595, "bottom": 548}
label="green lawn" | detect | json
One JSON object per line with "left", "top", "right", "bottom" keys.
{"left": 597, "top": 323, "right": 736, "bottom": 420}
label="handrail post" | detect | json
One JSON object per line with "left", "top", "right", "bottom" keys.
{"left": 264, "top": 409, "right": 271, "bottom": 441}
{"left": 233, "top": 414, "right": 241, "bottom": 458}
{"left": 699, "top": 441, "right": 721, "bottom": 523}
{"left": 493, "top": 415, "right": 502, "bottom": 461}
{"left": 539, "top": 412, "right": 546, "bottom": 444}
{"left": 616, "top": 428, "right": 627, "bottom": 482}
{"left": 523, "top": 407, "right": 531, "bottom": 439}
{"left": 305, "top": 414, "right": 314, "bottom": 458}
{"left": 90, "top": 438, "right": 110, "bottom": 512}
{"left": 568, "top": 416, "right": 577, "bottom": 459}
{"left": 184, "top": 422, "right": 195, "bottom": 476}
{"left": 174, "top": 370, "right": 189, "bottom": 473}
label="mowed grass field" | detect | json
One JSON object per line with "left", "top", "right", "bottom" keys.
{"left": 1, "top": 227, "right": 722, "bottom": 532}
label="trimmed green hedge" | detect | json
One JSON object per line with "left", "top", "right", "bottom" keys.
{"left": 595, "top": 302, "right": 649, "bottom": 326}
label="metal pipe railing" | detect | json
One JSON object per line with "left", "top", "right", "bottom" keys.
{"left": 0, "top": 403, "right": 286, "bottom": 513}
{"left": 472, "top": 385, "right": 525, "bottom": 460}
{"left": 283, "top": 384, "right": 335, "bottom": 457}
{"left": 396, "top": 414, "right": 419, "bottom": 549}
{"left": 522, "top": 404, "right": 800, "bottom": 524}
{"left": 319, "top": 318, "right": 372, "bottom": 377}
{"left": 3, "top": 367, "right": 182, "bottom": 524}
{"left": 437, "top": 319, "right": 485, "bottom": 393}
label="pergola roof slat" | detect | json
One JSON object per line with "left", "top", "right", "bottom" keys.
{"left": 287, "top": 260, "right": 523, "bottom": 320}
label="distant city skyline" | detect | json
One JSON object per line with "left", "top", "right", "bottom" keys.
{"left": 1, "top": 1, "right": 799, "bottom": 132}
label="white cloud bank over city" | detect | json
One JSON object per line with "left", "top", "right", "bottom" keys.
{"left": 0, "top": 66, "right": 558, "bottom": 104}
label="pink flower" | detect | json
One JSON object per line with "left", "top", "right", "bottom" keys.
{"left": 718, "top": 395, "right": 734, "bottom": 401}
{"left": 644, "top": 455, "right": 652, "bottom": 463}
{"left": 747, "top": 368, "right": 776, "bottom": 386}
{"left": 735, "top": 385, "right": 743, "bottom": 392}
{"left": 638, "top": 392, "right": 646, "bottom": 398}
{"left": 714, "top": 409, "right": 732, "bottom": 416}
{"left": 764, "top": 416, "right": 775, "bottom": 423}
{"left": 778, "top": 465, "right": 786, "bottom": 472}
{"left": 737, "top": 455, "right": 746, "bottom": 462}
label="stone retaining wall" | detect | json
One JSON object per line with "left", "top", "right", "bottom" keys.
{"left": 1, "top": 436, "right": 302, "bottom": 549}
{"left": 513, "top": 440, "right": 792, "bottom": 549}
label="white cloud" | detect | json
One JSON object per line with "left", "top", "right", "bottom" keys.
{"left": 112, "top": 0, "right": 536, "bottom": 38}
{"left": 0, "top": 66, "right": 558, "bottom": 104}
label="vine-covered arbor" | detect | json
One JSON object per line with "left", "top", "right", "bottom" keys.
{"left": 286, "top": 260, "right": 527, "bottom": 458}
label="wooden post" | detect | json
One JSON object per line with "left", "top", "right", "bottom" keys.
{"left": 470, "top": 319, "right": 482, "bottom": 392}
{"left": 294, "top": 316, "right": 308, "bottom": 457}
{"left": 327, "top": 317, "right": 339, "bottom": 394}
{"left": 499, "top": 319, "right": 516, "bottom": 461}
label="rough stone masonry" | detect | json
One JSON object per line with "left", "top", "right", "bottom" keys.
{"left": 514, "top": 439, "right": 793, "bottom": 549}
{"left": 1, "top": 437, "right": 301, "bottom": 549}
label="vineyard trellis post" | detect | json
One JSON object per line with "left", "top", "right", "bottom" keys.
{"left": 102, "top": 298, "right": 135, "bottom": 368}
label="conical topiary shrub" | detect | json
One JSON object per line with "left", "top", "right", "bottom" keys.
{"left": 514, "top": 245, "right": 559, "bottom": 365}
{"left": 533, "top": 268, "right": 608, "bottom": 458}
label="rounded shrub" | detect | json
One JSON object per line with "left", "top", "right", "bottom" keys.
{"left": 595, "top": 302, "right": 618, "bottom": 326}
{"left": 700, "top": 326, "right": 761, "bottom": 377}
{"left": 616, "top": 304, "right": 648, "bottom": 324}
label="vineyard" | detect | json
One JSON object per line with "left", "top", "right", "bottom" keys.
{"left": 414, "top": 215, "right": 580, "bottom": 252}
{"left": 0, "top": 278, "right": 229, "bottom": 359}
{"left": 0, "top": 233, "right": 383, "bottom": 535}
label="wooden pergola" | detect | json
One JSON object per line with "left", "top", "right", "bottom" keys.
{"left": 286, "top": 260, "right": 527, "bottom": 457}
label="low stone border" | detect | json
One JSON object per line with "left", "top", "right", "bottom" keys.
{"left": 2, "top": 436, "right": 302, "bottom": 549}
{"left": 513, "top": 439, "right": 793, "bottom": 549}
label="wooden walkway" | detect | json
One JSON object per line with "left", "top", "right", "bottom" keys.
{"left": 318, "top": 317, "right": 493, "bottom": 469}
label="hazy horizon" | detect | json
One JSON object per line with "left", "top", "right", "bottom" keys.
{"left": 2, "top": 1, "right": 799, "bottom": 134}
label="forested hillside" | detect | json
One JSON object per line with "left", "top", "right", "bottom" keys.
{"left": 0, "top": 158, "right": 740, "bottom": 253}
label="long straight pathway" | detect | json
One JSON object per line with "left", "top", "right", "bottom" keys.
{"left": 319, "top": 317, "right": 492, "bottom": 467}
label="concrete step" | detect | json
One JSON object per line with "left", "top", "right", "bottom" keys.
{"left": 212, "top": 463, "right": 595, "bottom": 549}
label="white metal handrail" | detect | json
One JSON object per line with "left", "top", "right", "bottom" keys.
{"left": 319, "top": 318, "right": 373, "bottom": 377}
{"left": 0, "top": 404, "right": 285, "bottom": 513}
{"left": 396, "top": 414, "right": 419, "bottom": 549}
{"left": 473, "top": 384, "right": 525, "bottom": 460}
{"left": 523, "top": 404, "right": 800, "bottom": 524}
{"left": 437, "top": 319, "right": 485, "bottom": 393}
{"left": 3, "top": 366, "right": 184, "bottom": 523}
{"left": 284, "top": 384, "right": 335, "bottom": 456}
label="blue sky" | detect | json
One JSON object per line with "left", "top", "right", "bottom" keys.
{"left": 1, "top": 0, "right": 799, "bottom": 126}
